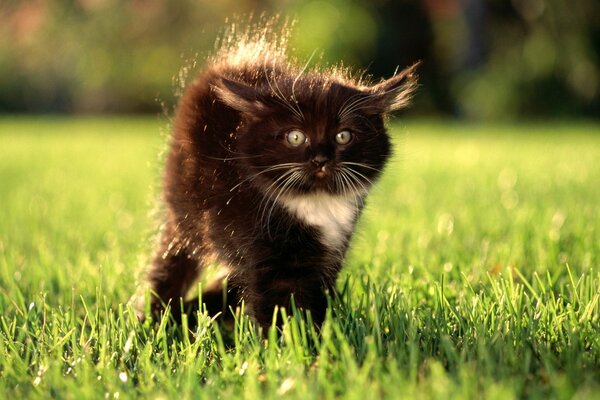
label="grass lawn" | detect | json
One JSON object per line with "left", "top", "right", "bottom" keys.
{"left": 0, "top": 117, "right": 598, "bottom": 399}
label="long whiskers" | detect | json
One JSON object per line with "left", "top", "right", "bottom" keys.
{"left": 262, "top": 60, "right": 304, "bottom": 122}
{"left": 336, "top": 169, "right": 362, "bottom": 211}
{"left": 290, "top": 50, "right": 317, "bottom": 121}
{"left": 229, "top": 163, "right": 302, "bottom": 193}
{"left": 337, "top": 91, "right": 382, "bottom": 121}
{"left": 339, "top": 161, "right": 382, "bottom": 173}
{"left": 263, "top": 171, "right": 304, "bottom": 238}
{"left": 341, "top": 167, "right": 372, "bottom": 195}
{"left": 254, "top": 168, "right": 304, "bottom": 237}
{"left": 230, "top": 160, "right": 375, "bottom": 239}
{"left": 255, "top": 168, "right": 300, "bottom": 214}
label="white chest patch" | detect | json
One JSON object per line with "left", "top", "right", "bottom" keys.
{"left": 279, "top": 193, "right": 359, "bottom": 250}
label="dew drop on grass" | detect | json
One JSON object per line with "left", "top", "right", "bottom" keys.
{"left": 278, "top": 378, "right": 295, "bottom": 395}
{"left": 123, "top": 331, "right": 135, "bottom": 354}
{"left": 437, "top": 213, "right": 454, "bottom": 236}
{"left": 239, "top": 361, "right": 248, "bottom": 376}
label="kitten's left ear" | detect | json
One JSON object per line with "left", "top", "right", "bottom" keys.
{"left": 212, "top": 77, "right": 268, "bottom": 117}
{"left": 366, "top": 61, "right": 420, "bottom": 114}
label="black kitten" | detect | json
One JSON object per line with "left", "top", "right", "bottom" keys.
{"left": 143, "top": 28, "right": 418, "bottom": 330}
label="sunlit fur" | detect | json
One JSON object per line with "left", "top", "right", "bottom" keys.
{"left": 144, "top": 22, "right": 418, "bottom": 330}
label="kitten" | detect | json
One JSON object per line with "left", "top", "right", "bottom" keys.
{"left": 144, "top": 28, "right": 418, "bottom": 330}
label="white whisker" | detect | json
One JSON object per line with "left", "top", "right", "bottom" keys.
{"left": 343, "top": 166, "right": 375, "bottom": 188}
{"left": 229, "top": 163, "right": 301, "bottom": 192}
{"left": 265, "top": 171, "right": 304, "bottom": 237}
{"left": 339, "top": 161, "right": 382, "bottom": 173}
{"left": 256, "top": 168, "right": 299, "bottom": 222}
{"left": 342, "top": 168, "right": 371, "bottom": 196}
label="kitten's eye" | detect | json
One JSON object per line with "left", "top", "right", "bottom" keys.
{"left": 335, "top": 130, "right": 353, "bottom": 145}
{"left": 286, "top": 130, "right": 306, "bottom": 147}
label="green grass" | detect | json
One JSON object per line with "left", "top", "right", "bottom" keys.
{"left": 0, "top": 117, "right": 599, "bottom": 399}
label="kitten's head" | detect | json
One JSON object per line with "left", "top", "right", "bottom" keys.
{"left": 213, "top": 63, "right": 418, "bottom": 198}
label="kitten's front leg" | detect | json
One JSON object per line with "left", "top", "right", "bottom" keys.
{"left": 144, "top": 219, "right": 202, "bottom": 321}
{"left": 248, "top": 265, "right": 337, "bottom": 331}
{"left": 147, "top": 249, "right": 200, "bottom": 320}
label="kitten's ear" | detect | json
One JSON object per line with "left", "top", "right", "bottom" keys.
{"left": 365, "top": 62, "right": 420, "bottom": 114}
{"left": 212, "top": 77, "right": 267, "bottom": 116}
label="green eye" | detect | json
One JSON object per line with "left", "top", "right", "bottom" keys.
{"left": 335, "top": 130, "right": 352, "bottom": 145}
{"left": 286, "top": 130, "right": 306, "bottom": 147}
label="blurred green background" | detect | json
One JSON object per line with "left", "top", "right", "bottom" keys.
{"left": 1, "top": 0, "right": 598, "bottom": 119}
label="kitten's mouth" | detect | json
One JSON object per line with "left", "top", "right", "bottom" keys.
{"left": 305, "top": 167, "right": 337, "bottom": 193}
{"left": 314, "top": 167, "right": 327, "bottom": 179}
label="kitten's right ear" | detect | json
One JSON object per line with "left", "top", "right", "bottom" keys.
{"left": 212, "top": 78, "right": 267, "bottom": 116}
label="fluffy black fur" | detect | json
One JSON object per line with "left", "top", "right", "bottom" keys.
{"left": 143, "top": 27, "right": 418, "bottom": 330}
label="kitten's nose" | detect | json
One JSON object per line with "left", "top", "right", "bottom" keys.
{"left": 311, "top": 154, "right": 329, "bottom": 167}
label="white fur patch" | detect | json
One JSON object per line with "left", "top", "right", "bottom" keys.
{"left": 279, "top": 193, "right": 359, "bottom": 250}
